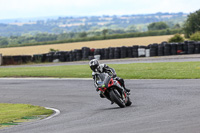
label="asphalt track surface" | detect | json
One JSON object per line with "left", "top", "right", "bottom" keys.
{"left": 1, "top": 78, "right": 200, "bottom": 133}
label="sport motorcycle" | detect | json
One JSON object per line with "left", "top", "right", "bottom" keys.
{"left": 96, "top": 73, "right": 132, "bottom": 108}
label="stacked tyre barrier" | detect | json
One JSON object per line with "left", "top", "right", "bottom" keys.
{"left": 158, "top": 43, "right": 164, "bottom": 56}
{"left": 104, "top": 48, "right": 109, "bottom": 59}
{"left": 150, "top": 43, "right": 158, "bottom": 57}
{"left": 82, "top": 47, "right": 90, "bottom": 60}
{"left": 0, "top": 54, "right": 2, "bottom": 65}
{"left": 2, "top": 55, "right": 32, "bottom": 65}
{"left": 127, "top": 46, "right": 133, "bottom": 58}
{"left": 2, "top": 41, "right": 200, "bottom": 65}
{"left": 132, "top": 45, "right": 138, "bottom": 57}
{"left": 109, "top": 47, "right": 114, "bottom": 59}
{"left": 121, "top": 46, "right": 127, "bottom": 58}
{"left": 21, "top": 55, "right": 32, "bottom": 63}
{"left": 114, "top": 47, "right": 120, "bottom": 59}
{"left": 164, "top": 43, "right": 171, "bottom": 55}
{"left": 46, "top": 52, "right": 55, "bottom": 62}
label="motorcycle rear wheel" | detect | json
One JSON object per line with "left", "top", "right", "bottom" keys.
{"left": 110, "top": 89, "right": 126, "bottom": 108}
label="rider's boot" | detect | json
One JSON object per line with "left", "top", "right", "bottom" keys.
{"left": 99, "top": 92, "right": 105, "bottom": 98}
{"left": 121, "top": 84, "right": 130, "bottom": 92}
{"left": 124, "top": 87, "right": 130, "bottom": 92}
{"left": 117, "top": 78, "right": 130, "bottom": 92}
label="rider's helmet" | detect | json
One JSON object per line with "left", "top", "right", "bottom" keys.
{"left": 89, "top": 59, "right": 99, "bottom": 72}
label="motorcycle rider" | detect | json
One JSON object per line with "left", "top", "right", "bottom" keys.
{"left": 89, "top": 59, "right": 130, "bottom": 98}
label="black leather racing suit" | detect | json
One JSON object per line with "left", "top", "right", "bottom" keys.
{"left": 92, "top": 64, "right": 126, "bottom": 91}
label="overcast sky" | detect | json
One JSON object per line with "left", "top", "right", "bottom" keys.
{"left": 0, "top": 0, "right": 199, "bottom": 19}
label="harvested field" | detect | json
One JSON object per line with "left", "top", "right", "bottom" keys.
{"left": 0, "top": 35, "right": 173, "bottom": 56}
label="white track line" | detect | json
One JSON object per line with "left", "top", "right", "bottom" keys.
{"left": 43, "top": 107, "right": 61, "bottom": 120}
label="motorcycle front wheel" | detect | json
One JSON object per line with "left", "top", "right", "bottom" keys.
{"left": 125, "top": 96, "right": 132, "bottom": 106}
{"left": 109, "top": 89, "right": 126, "bottom": 108}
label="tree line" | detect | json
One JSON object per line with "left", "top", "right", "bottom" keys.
{"left": 0, "top": 12, "right": 186, "bottom": 37}
{"left": 0, "top": 29, "right": 182, "bottom": 48}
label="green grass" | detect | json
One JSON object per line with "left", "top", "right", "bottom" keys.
{"left": 0, "top": 103, "right": 53, "bottom": 124}
{"left": 1, "top": 61, "right": 200, "bottom": 79}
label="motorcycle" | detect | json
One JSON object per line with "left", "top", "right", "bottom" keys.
{"left": 96, "top": 73, "right": 132, "bottom": 108}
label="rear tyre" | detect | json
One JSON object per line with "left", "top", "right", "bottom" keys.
{"left": 110, "top": 89, "right": 126, "bottom": 108}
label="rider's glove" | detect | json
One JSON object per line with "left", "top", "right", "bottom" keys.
{"left": 112, "top": 74, "right": 117, "bottom": 78}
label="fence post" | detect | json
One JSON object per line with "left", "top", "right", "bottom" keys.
{"left": 0, "top": 54, "right": 2, "bottom": 66}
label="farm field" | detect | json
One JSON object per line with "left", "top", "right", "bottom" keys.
{"left": 0, "top": 35, "right": 173, "bottom": 56}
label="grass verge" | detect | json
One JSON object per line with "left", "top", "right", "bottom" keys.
{"left": 0, "top": 103, "right": 53, "bottom": 126}
{"left": 0, "top": 61, "right": 200, "bottom": 79}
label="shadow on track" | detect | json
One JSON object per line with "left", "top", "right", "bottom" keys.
{"left": 96, "top": 105, "right": 135, "bottom": 111}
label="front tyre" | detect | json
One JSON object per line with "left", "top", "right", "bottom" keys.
{"left": 125, "top": 96, "right": 132, "bottom": 106}
{"left": 109, "top": 89, "right": 126, "bottom": 108}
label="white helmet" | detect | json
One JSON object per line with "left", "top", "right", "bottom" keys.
{"left": 89, "top": 59, "right": 99, "bottom": 72}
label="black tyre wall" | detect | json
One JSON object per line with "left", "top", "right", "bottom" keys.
{"left": 132, "top": 45, "right": 138, "bottom": 58}
{"left": 183, "top": 41, "right": 189, "bottom": 54}
{"left": 158, "top": 44, "right": 164, "bottom": 56}
{"left": 33, "top": 54, "right": 42, "bottom": 62}
{"left": 177, "top": 43, "right": 184, "bottom": 54}
{"left": 150, "top": 43, "right": 158, "bottom": 57}
{"left": 104, "top": 48, "right": 109, "bottom": 59}
{"left": 164, "top": 43, "right": 171, "bottom": 56}
{"left": 109, "top": 47, "right": 114, "bottom": 59}
{"left": 187, "top": 41, "right": 195, "bottom": 54}
{"left": 46, "top": 52, "right": 55, "bottom": 62}
{"left": 114, "top": 47, "right": 121, "bottom": 59}
{"left": 100, "top": 49, "right": 105, "bottom": 59}
{"left": 121, "top": 46, "right": 127, "bottom": 58}
{"left": 82, "top": 47, "right": 90, "bottom": 60}
{"left": 194, "top": 42, "right": 200, "bottom": 54}
{"left": 127, "top": 46, "right": 133, "bottom": 57}
{"left": 171, "top": 43, "right": 177, "bottom": 55}
{"left": 75, "top": 50, "right": 82, "bottom": 61}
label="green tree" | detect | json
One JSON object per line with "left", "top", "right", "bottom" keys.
{"left": 173, "top": 24, "right": 181, "bottom": 29}
{"left": 148, "top": 22, "right": 169, "bottom": 31}
{"left": 79, "top": 32, "right": 87, "bottom": 38}
{"left": 102, "top": 29, "right": 108, "bottom": 39}
{"left": 190, "top": 32, "right": 200, "bottom": 41}
{"left": 126, "top": 25, "right": 138, "bottom": 32}
{"left": 168, "top": 34, "right": 184, "bottom": 43}
{"left": 0, "top": 38, "right": 9, "bottom": 45}
{"left": 184, "top": 9, "right": 200, "bottom": 38}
